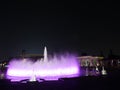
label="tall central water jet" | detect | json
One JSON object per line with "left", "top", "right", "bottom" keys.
{"left": 44, "top": 46, "right": 48, "bottom": 62}
{"left": 6, "top": 47, "right": 80, "bottom": 82}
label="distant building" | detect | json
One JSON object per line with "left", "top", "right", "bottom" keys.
{"left": 20, "top": 54, "right": 44, "bottom": 60}
{"left": 103, "top": 54, "right": 120, "bottom": 68}
{"left": 77, "top": 56, "right": 104, "bottom": 67}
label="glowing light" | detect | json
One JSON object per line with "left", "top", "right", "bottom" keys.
{"left": 6, "top": 55, "right": 80, "bottom": 82}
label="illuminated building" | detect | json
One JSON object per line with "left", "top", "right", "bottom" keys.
{"left": 77, "top": 56, "right": 104, "bottom": 67}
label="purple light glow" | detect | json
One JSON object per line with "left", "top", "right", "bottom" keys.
{"left": 6, "top": 55, "right": 80, "bottom": 82}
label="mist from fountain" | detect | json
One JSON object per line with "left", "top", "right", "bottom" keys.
{"left": 6, "top": 47, "right": 80, "bottom": 82}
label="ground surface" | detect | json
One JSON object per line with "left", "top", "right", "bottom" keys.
{"left": 0, "top": 68, "right": 120, "bottom": 90}
{"left": 0, "top": 70, "right": 120, "bottom": 90}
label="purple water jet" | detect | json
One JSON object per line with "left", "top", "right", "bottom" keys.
{"left": 6, "top": 47, "right": 80, "bottom": 82}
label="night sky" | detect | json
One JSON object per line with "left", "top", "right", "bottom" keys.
{"left": 0, "top": 1, "right": 120, "bottom": 57}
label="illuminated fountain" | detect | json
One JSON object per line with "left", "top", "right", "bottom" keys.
{"left": 44, "top": 46, "right": 48, "bottom": 62}
{"left": 101, "top": 66, "right": 107, "bottom": 75}
{"left": 6, "top": 47, "right": 80, "bottom": 82}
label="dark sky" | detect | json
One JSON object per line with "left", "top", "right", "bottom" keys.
{"left": 0, "top": 0, "right": 120, "bottom": 57}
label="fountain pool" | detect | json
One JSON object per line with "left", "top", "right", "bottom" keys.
{"left": 6, "top": 47, "right": 80, "bottom": 82}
